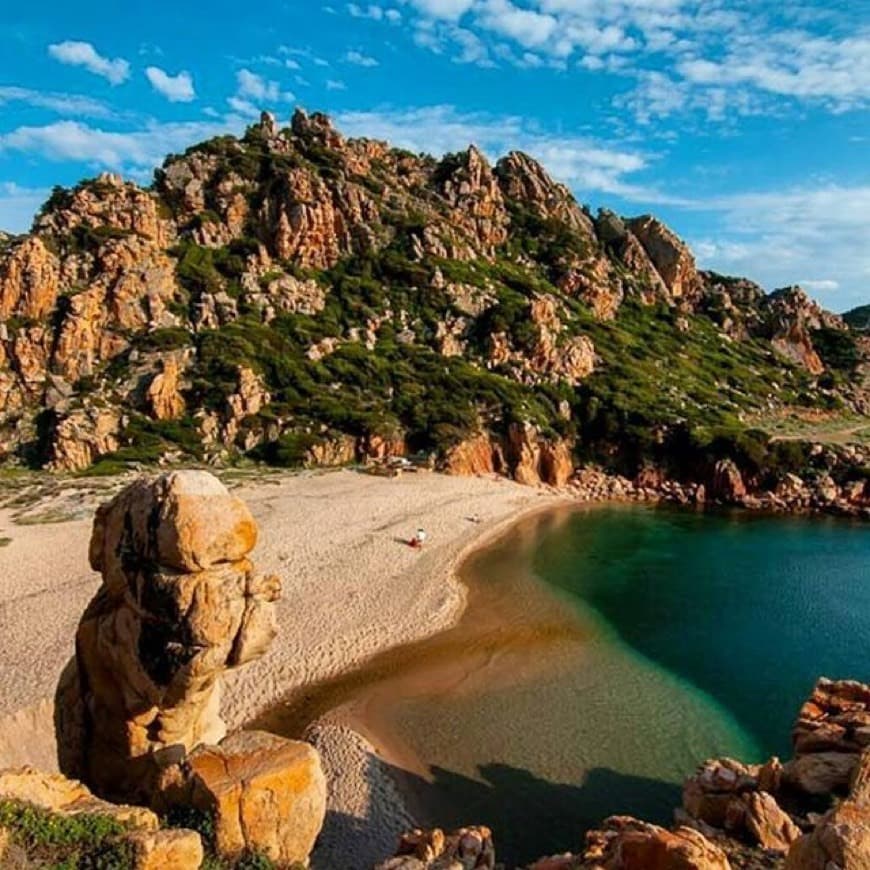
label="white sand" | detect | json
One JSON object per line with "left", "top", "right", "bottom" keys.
{"left": 0, "top": 469, "right": 565, "bottom": 814}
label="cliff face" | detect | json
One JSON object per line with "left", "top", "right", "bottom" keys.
{"left": 0, "top": 109, "right": 866, "bottom": 479}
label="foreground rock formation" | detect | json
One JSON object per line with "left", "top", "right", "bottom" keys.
{"left": 0, "top": 767, "right": 204, "bottom": 869}
{"left": 53, "top": 469, "right": 326, "bottom": 864}
{"left": 57, "top": 469, "right": 279, "bottom": 803}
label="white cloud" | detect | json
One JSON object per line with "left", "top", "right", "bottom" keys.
{"left": 333, "top": 104, "right": 661, "bottom": 199}
{"left": 0, "top": 118, "right": 241, "bottom": 172}
{"left": 232, "top": 68, "right": 295, "bottom": 109}
{"left": 476, "top": 0, "right": 557, "bottom": 48}
{"left": 345, "top": 50, "right": 380, "bottom": 66}
{"left": 0, "top": 183, "right": 49, "bottom": 234}
{"left": 405, "top": 0, "right": 474, "bottom": 20}
{"left": 688, "top": 185, "right": 870, "bottom": 307}
{"left": 47, "top": 40, "right": 130, "bottom": 85}
{"left": 348, "top": 3, "right": 401, "bottom": 20}
{"left": 145, "top": 66, "right": 196, "bottom": 102}
{"left": 0, "top": 85, "right": 111, "bottom": 118}
{"left": 390, "top": 0, "right": 870, "bottom": 121}
{"left": 801, "top": 279, "right": 840, "bottom": 292}
{"left": 326, "top": 79, "right": 348, "bottom": 90}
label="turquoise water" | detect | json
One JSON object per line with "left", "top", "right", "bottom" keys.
{"left": 380, "top": 506, "right": 870, "bottom": 866}
{"left": 535, "top": 506, "right": 870, "bottom": 758}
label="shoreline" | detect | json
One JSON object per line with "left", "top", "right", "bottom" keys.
{"left": 0, "top": 468, "right": 569, "bottom": 772}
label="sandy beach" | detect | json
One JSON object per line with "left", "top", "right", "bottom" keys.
{"left": 0, "top": 467, "right": 567, "bottom": 866}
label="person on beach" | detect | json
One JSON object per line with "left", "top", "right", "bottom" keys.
{"left": 413, "top": 527, "right": 427, "bottom": 548}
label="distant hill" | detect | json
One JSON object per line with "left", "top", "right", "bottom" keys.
{"left": 845, "top": 305, "right": 870, "bottom": 331}
{"left": 0, "top": 108, "right": 867, "bottom": 486}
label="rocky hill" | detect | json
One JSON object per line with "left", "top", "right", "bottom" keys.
{"left": 0, "top": 109, "right": 868, "bottom": 490}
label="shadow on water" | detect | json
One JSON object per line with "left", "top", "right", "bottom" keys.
{"left": 396, "top": 761, "right": 680, "bottom": 868}
{"left": 312, "top": 754, "right": 680, "bottom": 870}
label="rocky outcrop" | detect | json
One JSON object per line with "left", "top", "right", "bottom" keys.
{"left": 0, "top": 107, "right": 865, "bottom": 482}
{"left": 764, "top": 287, "right": 845, "bottom": 375}
{"left": 46, "top": 405, "right": 123, "bottom": 472}
{"left": 437, "top": 147, "right": 509, "bottom": 258}
{"left": 506, "top": 423, "right": 574, "bottom": 487}
{"left": 146, "top": 357, "right": 186, "bottom": 421}
{"left": 708, "top": 459, "right": 747, "bottom": 504}
{"left": 496, "top": 152, "right": 596, "bottom": 244}
{"left": 581, "top": 816, "right": 731, "bottom": 869}
{"left": 377, "top": 825, "right": 495, "bottom": 869}
{"left": 199, "top": 365, "right": 271, "bottom": 454}
{"left": 184, "top": 730, "right": 326, "bottom": 866}
{"left": 781, "top": 678, "right": 870, "bottom": 795}
{"left": 0, "top": 767, "right": 204, "bottom": 870}
{"left": 442, "top": 431, "right": 503, "bottom": 477}
{"left": 57, "top": 470, "right": 280, "bottom": 805}
{"left": 528, "top": 295, "right": 596, "bottom": 384}
{"left": 626, "top": 216, "right": 704, "bottom": 305}
{"left": 785, "top": 749, "right": 870, "bottom": 869}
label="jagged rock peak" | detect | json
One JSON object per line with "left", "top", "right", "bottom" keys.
{"left": 291, "top": 106, "right": 344, "bottom": 147}
{"left": 496, "top": 150, "right": 596, "bottom": 239}
{"left": 626, "top": 214, "right": 703, "bottom": 302}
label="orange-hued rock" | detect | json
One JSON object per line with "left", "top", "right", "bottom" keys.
{"left": 188, "top": 730, "right": 326, "bottom": 865}
{"left": 146, "top": 357, "right": 186, "bottom": 421}
{"left": 0, "top": 236, "right": 60, "bottom": 319}
{"left": 59, "top": 471, "right": 280, "bottom": 805}
{"left": 583, "top": 817, "right": 731, "bottom": 870}
{"left": 626, "top": 216, "right": 704, "bottom": 305}
{"left": 785, "top": 749, "right": 870, "bottom": 869}
{"left": 496, "top": 151, "right": 596, "bottom": 243}
{"left": 443, "top": 432, "right": 501, "bottom": 477}
{"left": 734, "top": 791, "right": 801, "bottom": 851}
{"left": 0, "top": 767, "right": 158, "bottom": 830}
{"left": 46, "top": 405, "right": 123, "bottom": 472}
{"left": 377, "top": 825, "right": 496, "bottom": 869}
{"left": 128, "top": 829, "right": 204, "bottom": 870}
{"left": 506, "top": 422, "right": 574, "bottom": 487}
{"left": 89, "top": 469, "right": 259, "bottom": 576}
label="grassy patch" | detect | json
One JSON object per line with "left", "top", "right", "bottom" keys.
{"left": 0, "top": 798, "right": 134, "bottom": 868}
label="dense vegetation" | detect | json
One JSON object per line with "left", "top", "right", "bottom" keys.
{"left": 18, "top": 116, "right": 863, "bottom": 482}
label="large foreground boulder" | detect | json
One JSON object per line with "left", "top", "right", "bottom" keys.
{"left": 56, "top": 470, "right": 281, "bottom": 805}
{"left": 185, "top": 730, "right": 326, "bottom": 865}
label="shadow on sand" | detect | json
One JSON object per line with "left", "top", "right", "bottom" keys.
{"left": 313, "top": 754, "right": 680, "bottom": 870}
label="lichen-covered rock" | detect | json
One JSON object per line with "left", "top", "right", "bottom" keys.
{"left": 57, "top": 471, "right": 280, "bottom": 805}
{"left": 0, "top": 767, "right": 204, "bottom": 870}
{"left": 0, "top": 767, "right": 158, "bottom": 831}
{"left": 186, "top": 730, "right": 326, "bottom": 865}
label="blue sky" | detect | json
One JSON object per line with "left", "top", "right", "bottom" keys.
{"left": 1, "top": 0, "right": 869, "bottom": 310}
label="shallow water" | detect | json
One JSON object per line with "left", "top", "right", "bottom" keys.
{"left": 264, "top": 505, "right": 870, "bottom": 867}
